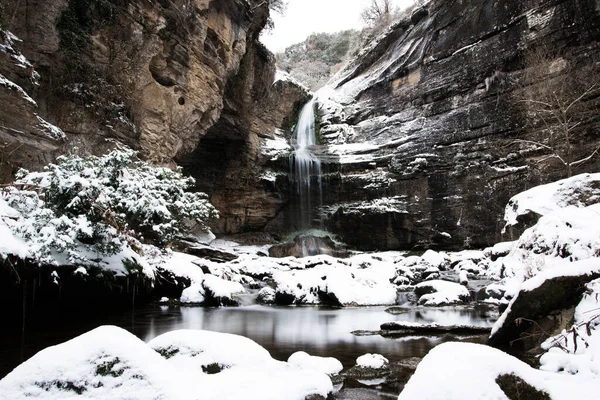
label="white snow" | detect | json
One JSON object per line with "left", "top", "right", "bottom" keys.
{"left": 503, "top": 172, "right": 600, "bottom": 229}
{"left": 489, "top": 204, "right": 600, "bottom": 283}
{"left": 274, "top": 69, "right": 310, "bottom": 92}
{"left": 421, "top": 250, "right": 449, "bottom": 269}
{"left": 539, "top": 278, "right": 600, "bottom": 378}
{"left": 356, "top": 353, "right": 388, "bottom": 369}
{"left": 0, "top": 73, "right": 37, "bottom": 105}
{"left": 0, "top": 326, "right": 189, "bottom": 400}
{"left": 261, "top": 134, "right": 293, "bottom": 160}
{"left": 491, "top": 258, "right": 600, "bottom": 337}
{"left": 271, "top": 254, "right": 398, "bottom": 306}
{"left": 414, "top": 280, "right": 470, "bottom": 306}
{"left": 399, "top": 342, "right": 599, "bottom": 400}
{"left": 287, "top": 351, "right": 343, "bottom": 376}
{"left": 0, "top": 326, "right": 334, "bottom": 400}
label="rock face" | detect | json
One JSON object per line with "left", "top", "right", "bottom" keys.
{"left": 3, "top": 0, "right": 273, "bottom": 163}
{"left": 178, "top": 45, "right": 310, "bottom": 234}
{"left": 303, "top": 0, "right": 600, "bottom": 250}
{"left": 1, "top": 0, "right": 309, "bottom": 234}
{"left": 0, "top": 0, "right": 282, "bottom": 164}
{"left": 0, "top": 31, "right": 65, "bottom": 181}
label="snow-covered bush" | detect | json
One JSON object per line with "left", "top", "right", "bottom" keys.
{"left": 2, "top": 148, "right": 218, "bottom": 268}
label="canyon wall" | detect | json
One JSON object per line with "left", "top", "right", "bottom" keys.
{"left": 306, "top": 0, "right": 600, "bottom": 250}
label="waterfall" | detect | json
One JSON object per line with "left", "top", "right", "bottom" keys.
{"left": 291, "top": 98, "right": 322, "bottom": 231}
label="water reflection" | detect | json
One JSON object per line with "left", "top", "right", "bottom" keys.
{"left": 1, "top": 305, "right": 494, "bottom": 379}
{"left": 130, "top": 305, "right": 494, "bottom": 367}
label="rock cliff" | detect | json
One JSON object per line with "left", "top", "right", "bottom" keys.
{"left": 0, "top": 0, "right": 308, "bottom": 234}
{"left": 1, "top": 0, "right": 599, "bottom": 250}
{"left": 302, "top": 0, "right": 600, "bottom": 250}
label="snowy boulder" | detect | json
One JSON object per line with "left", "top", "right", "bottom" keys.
{"left": 256, "top": 287, "right": 276, "bottom": 304}
{"left": 399, "top": 342, "right": 598, "bottom": 400}
{"left": 344, "top": 354, "right": 390, "bottom": 381}
{"left": 420, "top": 250, "right": 450, "bottom": 270}
{"left": 148, "top": 330, "right": 334, "bottom": 400}
{"left": 514, "top": 205, "right": 600, "bottom": 272}
{"left": 287, "top": 351, "right": 343, "bottom": 376}
{"left": 148, "top": 330, "right": 272, "bottom": 371}
{"left": 356, "top": 353, "right": 388, "bottom": 369}
{"left": 488, "top": 258, "right": 600, "bottom": 351}
{"left": 0, "top": 326, "right": 190, "bottom": 400}
{"left": 422, "top": 266, "right": 441, "bottom": 281}
{"left": 503, "top": 172, "right": 600, "bottom": 234}
{"left": 414, "top": 280, "right": 471, "bottom": 306}
{"left": 201, "top": 274, "right": 245, "bottom": 306}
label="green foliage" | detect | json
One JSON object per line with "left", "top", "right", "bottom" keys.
{"left": 4, "top": 148, "right": 218, "bottom": 267}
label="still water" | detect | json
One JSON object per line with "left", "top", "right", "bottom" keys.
{"left": 1, "top": 305, "right": 495, "bottom": 397}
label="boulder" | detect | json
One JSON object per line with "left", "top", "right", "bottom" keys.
{"left": 488, "top": 261, "right": 600, "bottom": 352}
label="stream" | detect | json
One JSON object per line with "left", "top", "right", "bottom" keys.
{"left": 0, "top": 304, "right": 495, "bottom": 398}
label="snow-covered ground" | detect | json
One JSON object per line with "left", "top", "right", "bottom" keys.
{"left": 399, "top": 173, "right": 600, "bottom": 398}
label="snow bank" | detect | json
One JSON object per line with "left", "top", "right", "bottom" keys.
{"left": 491, "top": 258, "right": 600, "bottom": 337}
{"left": 539, "top": 278, "right": 600, "bottom": 378}
{"left": 149, "top": 330, "right": 333, "bottom": 400}
{"left": 503, "top": 172, "right": 600, "bottom": 228}
{"left": 399, "top": 342, "right": 599, "bottom": 400}
{"left": 0, "top": 326, "right": 334, "bottom": 400}
{"left": 489, "top": 204, "right": 600, "bottom": 283}
{"left": 272, "top": 257, "right": 398, "bottom": 306}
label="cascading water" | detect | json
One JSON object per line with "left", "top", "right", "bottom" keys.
{"left": 290, "top": 97, "right": 323, "bottom": 232}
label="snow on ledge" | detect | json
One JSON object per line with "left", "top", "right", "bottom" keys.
{"left": 503, "top": 172, "right": 600, "bottom": 229}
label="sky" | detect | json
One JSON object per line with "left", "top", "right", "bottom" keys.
{"left": 260, "top": 0, "right": 415, "bottom": 53}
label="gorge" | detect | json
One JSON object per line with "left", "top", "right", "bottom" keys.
{"left": 0, "top": 0, "right": 599, "bottom": 399}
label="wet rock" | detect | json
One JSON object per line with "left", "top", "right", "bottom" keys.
{"left": 379, "top": 322, "right": 492, "bottom": 337}
{"left": 182, "top": 246, "right": 238, "bottom": 263}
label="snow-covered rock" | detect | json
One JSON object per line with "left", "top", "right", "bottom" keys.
{"left": 0, "top": 326, "right": 189, "bottom": 400}
{"left": 421, "top": 250, "right": 450, "bottom": 269}
{"left": 271, "top": 259, "right": 398, "bottom": 306}
{"left": 399, "top": 342, "right": 598, "bottom": 400}
{"left": 414, "top": 280, "right": 471, "bottom": 306}
{"left": 503, "top": 172, "right": 600, "bottom": 230}
{"left": 489, "top": 204, "right": 600, "bottom": 283}
{"left": 0, "top": 326, "right": 334, "bottom": 400}
{"left": 356, "top": 353, "right": 389, "bottom": 369}
{"left": 287, "top": 351, "right": 343, "bottom": 376}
